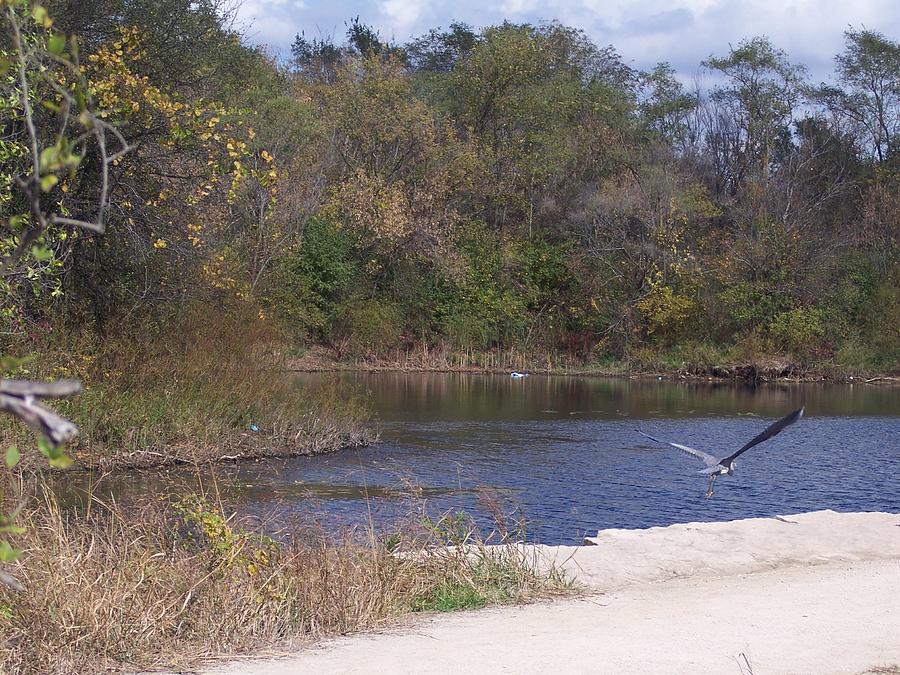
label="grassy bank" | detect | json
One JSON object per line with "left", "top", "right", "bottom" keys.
{"left": 288, "top": 343, "right": 899, "bottom": 383}
{"left": 0, "top": 487, "right": 568, "bottom": 673}
{"left": 1, "top": 307, "right": 375, "bottom": 471}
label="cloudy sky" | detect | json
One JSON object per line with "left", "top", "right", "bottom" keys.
{"left": 234, "top": 0, "right": 899, "bottom": 82}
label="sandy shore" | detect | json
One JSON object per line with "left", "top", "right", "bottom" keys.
{"left": 202, "top": 510, "right": 900, "bottom": 675}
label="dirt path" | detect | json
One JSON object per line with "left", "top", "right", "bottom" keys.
{"left": 204, "top": 510, "right": 900, "bottom": 675}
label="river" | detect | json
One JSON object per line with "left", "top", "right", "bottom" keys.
{"left": 60, "top": 373, "right": 900, "bottom": 544}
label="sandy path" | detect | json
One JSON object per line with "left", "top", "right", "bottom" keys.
{"left": 205, "top": 510, "right": 900, "bottom": 675}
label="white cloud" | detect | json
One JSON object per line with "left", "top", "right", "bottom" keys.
{"left": 500, "top": 0, "right": 540, "bottom": 14}
{"left": 235, "top": 0, "right": 308, "bottom": 52}
{"left": 378, "top": 0, "right": 426, "bottom": 37}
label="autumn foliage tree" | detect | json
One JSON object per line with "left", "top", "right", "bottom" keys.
{"left": 1, "top": 4, "right": 897, "bottom": 381}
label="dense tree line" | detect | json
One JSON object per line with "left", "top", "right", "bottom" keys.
{"left": 2, "top": 2, "right": 898, "bottom": 370}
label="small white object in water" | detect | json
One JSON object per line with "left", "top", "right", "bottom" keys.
{"left": 510, "top": 372, "right": 528, "bottom": 378}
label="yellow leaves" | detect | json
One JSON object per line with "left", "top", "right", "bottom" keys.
{"left": 73, "top": 27, "right": 262, "bottom": 302}
{"left": 187, "top": 223, "right": 203, "bottom": 247}
{"left": 332, "top": 170, "right": 411, "bottom": 243}
{"left": 31, "top": 4, "right": 53, "bottom": 29}
{"left": 200, "top": 247, "right": 247, "bottom": 296}
{"left": 226, "top": 138, "right": 248, "bottom": 158}
{"left": 637, "top": 284, "right": 698, "bottom": 339}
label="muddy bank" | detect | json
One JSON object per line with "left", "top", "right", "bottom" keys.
{"left": 66, "top": 423, "right": 377, "bottom": 472}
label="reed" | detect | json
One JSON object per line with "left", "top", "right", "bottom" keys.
{"left": 0, "top": 485, "right": 569, "bottom": 673}
{"left": 1, "top": 303, "right": 375, "bottom": 470}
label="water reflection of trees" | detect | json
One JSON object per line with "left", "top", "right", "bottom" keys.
{"left": 298, "top": 372, "right": 899, "bottom": 419}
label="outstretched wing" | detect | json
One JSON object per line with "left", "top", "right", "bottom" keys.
{"left": 719, "top": 407, "right": 805, "bottom": 464}
{"left": 637, "top": 431, "right": 720, "bottom": 467}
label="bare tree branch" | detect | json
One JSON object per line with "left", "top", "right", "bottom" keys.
{"left": 0, "top": 392, "right": 79, "bottom": 446}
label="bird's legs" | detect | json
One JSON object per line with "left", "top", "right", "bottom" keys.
{"left": 705, "top": 474, "right": 717, "bottom": 499}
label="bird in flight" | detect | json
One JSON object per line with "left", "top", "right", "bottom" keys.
{"left": 638, "top": 408, "right": 805, "bottom": 498}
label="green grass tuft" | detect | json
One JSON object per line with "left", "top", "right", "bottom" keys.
{"left": 411, "top": 581, "right": 489, "bottom": 612}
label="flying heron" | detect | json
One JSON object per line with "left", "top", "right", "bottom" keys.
{"left": 638, "top": 407, "right": 805, "bottom": 498}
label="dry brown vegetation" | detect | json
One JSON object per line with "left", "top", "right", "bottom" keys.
{"left": 0, "top": 485, "right": 568, "bottom": 674}
{"left": 2, "top": 305, "right": 375, "bottom": 470}
{"left": 288, "top": 343, "right": 884, "bottom": 383}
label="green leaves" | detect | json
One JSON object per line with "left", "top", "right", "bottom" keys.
{"left": 29, "top": 4, "right": 53, "bottom": 29}
{"left": 4, "top": 446, "right": 19, "bottom": 469}
{"left": 29, "top": 244, "right": 54, "bottom": 262}
{"left": 39, "top": 174, "right": 58, "bottom": 192}
{"left": 0, "top": 541, "right": 20, "bottom": 563}
{"left": 0, "top": 504, "right": 25, "bottom": 538}
{"left": 36, "top": 437, "right": 72, "bottom": 470}
{"left": 39, "top": 140, "right": 81, "bottom": 175}
{"left": 7, "top": 214, "right": 28, "bottom": 231}
{"left": 37, "top": 139, "right": 81, "bottom": 191}
{"left": 47, "top": 33, "right": 66, "bottom": 57}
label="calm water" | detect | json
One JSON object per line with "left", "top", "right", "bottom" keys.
{"left": 62, "top": 373, "right": 900, "bottom": 544}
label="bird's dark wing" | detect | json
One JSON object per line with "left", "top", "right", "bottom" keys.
{"left": 719, "top": 407, "right": 804, "bottom": 464}
{"left": 637, "top": 431, "right": 720, "bottom": 467}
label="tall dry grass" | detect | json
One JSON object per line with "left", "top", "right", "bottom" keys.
{"left": 292, "top": 341, "right": 885, "bottom": 382}
{"left": 0, "top": 486, "right": 568, "bottom": 673}
{"left": 2, "top": 303, "right": 375, "bottom": 470}
{"left": 290, "top": 343, "right": 621, "bottom": 375}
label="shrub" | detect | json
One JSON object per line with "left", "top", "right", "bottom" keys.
{"left": 867, "top": 279, "right": 900, "bottom": 369}
{"left": 267, "top": 218, "right": 360, "bottom": 340}
{"left": 510, "top": 237, "right": 571, "bottom": 308}
{"left": 718, "top": 281, "right": 795, "bottom": 335}
{"left": 333, "top": 298, "right": 403, "bottom": 357}
{"left": 834, "top": 340, "right": 880, "bottom": 371}
{"left": 637, "top": 284, "right": 699, "bottom": 345}
{"left": 768, "top": 307, "right": 826, "bottom": 361}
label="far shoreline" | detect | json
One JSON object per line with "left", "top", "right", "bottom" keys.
{"left": 287, "top": 347, "right": 899, "bottom": 385}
